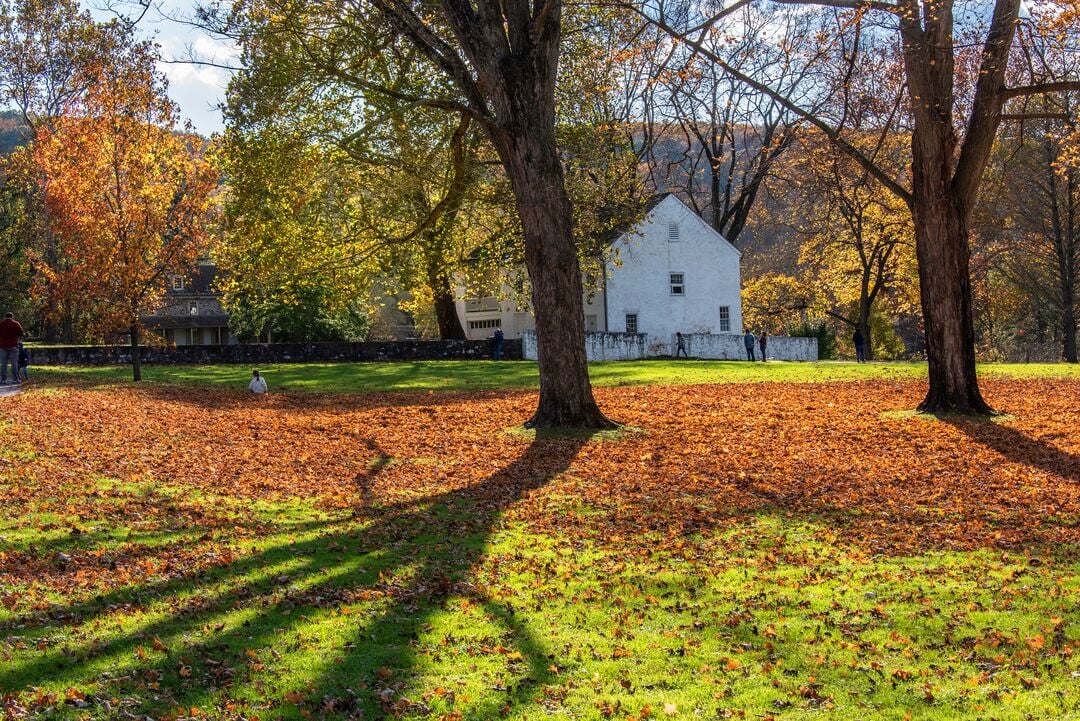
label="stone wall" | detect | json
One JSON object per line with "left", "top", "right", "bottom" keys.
{"left": 522, "top": 330, "right": 817, "bottom": 361}
{"left": 28, "top": 339, "right": 522, "bottom": 366}
{"left": 678, "top": 333, "right": 818, "bottom": 361}
{"left": 522, "top": 331, "right": 650, "bottom": 361}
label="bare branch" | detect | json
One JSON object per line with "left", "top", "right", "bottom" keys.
{"left": 629, "top": 8, "right": 914, "bottom": 207}
{"left": 769, "top": 0, "right": 899, "bottom": 14}
{"left": 1001, "top": 81, "right": 1080, "bottom": 101}
{"left": 1000, "top": 112, "right": 1071, "bottom": 121}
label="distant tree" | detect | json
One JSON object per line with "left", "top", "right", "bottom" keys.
{"left": 639, "top": 3, "right": 820, "bottom": 244}
{"left": 741, "top": 273, "right": 811, "bottom": 336}
{"left": 0, "top": 163, "right": 33, "bottom": 318}
{"left": 637, "top": 0, "right": 1080, "bottom": 414}
{"left": 785, "top": 138, "right": 917, "bottom": 360}
{"left": 0, "top": 0, "right": 127, "bottom": 341}
{"left": 984, "top": 105, "right": 1079, "bottom": 362}
{"left": 33, "top": 41, "right": 217, "bottom": 380}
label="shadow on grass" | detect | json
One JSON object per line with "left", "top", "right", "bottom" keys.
{"left": 942, "top": 416, "right": 1080, "bottom": 484}
{"left": 1, "top": 437, "right": 585, "bottom": 718}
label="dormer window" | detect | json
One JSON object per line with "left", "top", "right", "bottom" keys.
{"left": 668, "top": 222, "right": 680, "bottom": 241}
{"left": 189, "top": 300, "right": 199, "bottom": 315}
{"left": 172, "top": 275, "right": 185, "bottom": 290}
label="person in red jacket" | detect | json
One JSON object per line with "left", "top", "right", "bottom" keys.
{"left": 0, "top": 312, "right": 24, "bottom": 384}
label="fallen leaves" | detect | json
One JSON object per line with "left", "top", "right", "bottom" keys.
{"left": 0, "top": 377, "right": 1079, "bottom": 718}
{"left": 3, "top": 379, "right": 1079, "bottom": 557}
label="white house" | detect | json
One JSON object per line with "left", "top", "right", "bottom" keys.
{"left": 456, "top": 194, "right": 743, "bottom": 350}
{"left": 604, "top": 194, "right": 742, "bottom": 349}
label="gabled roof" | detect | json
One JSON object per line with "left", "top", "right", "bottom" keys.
{"left": 169, "top": 264, "right": 220, "bottom": 295}
{"left": 612, "top": 193, "right": 741, "bottom": 256}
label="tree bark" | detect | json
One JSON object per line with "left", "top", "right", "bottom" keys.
{"left": 490, "top": 120, "right": 614, "bottom": 429}
{"left": 427, "top": 259, "right": 466, "bottom": 340}
{"left": 1064, "top": 296, "right": 1077, "bottom": 363}
{"left": 448, "top": 0, "right": 613, "bottom": 428}
{"left": 898, "top": 0, "right": 1018, "bottom": 415}
{"left": 911, "top": 197, "right": 992, "bottom": 413}
{"left": 374, "top": 0, "right": 613, "bottom": 428}
{"left": 129, "top": 323, "right": 142, "bottom": 382}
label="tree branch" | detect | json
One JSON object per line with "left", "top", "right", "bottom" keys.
{"left": 953, "top": 0, "right": 1022, "bottom": 217}
{"left": 630, "top": 9, "right": 914, "bottom": 207}
{"left": 1001, "top": 81, "right": 1080, "bottom": 101}
{"left": 769, "top": 0, "right": 899, "bottom": 14}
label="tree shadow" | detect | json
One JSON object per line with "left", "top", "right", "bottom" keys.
{"left": 938, "top": 416, "right": 1080, "bottom": 484}
{"left": 1, "top": 437, "right": 585, "bottom": 719}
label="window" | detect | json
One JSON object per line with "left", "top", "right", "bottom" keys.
{"left": 188, "top": 300, "right": 198, "bottom": 315}
{"left": 670, "top": 273, "right": 685, "bottom": 295}
{"left": 171, "top": 275, "right": 184, "bottom": 290}
{"left": 718, "top": 306, "right": 731, "bottom": 333}
{"left": 625, "top": 313, "right": 638, "bottom": 334}
{"left": 469, "top": 319, "right": 500, "bottom": 330}
{"left": 188, "top": 328, "right": 202, "bottom": 345}
{"left": 668, "top": 221, "right": 680, "bottom": 241}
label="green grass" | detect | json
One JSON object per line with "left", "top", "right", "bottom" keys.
{"left": 31, "top": 359, "right": 1080, "bottom": 393}
{"left": 5, "top": 362, "right": 1080, "bottom": 719}
{"left": 2, "top": 471, "right": 1078, "bottom": 720}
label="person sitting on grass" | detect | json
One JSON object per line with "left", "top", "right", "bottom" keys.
{"left": 249, "top": 369, "right": 268, "bottom": 394}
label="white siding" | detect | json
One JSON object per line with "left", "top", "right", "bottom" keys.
{"left": 455, "top": 195, "right": 742, "bottom": 348}
{"left": 605, "top": 195, "right": 743, "bottom": 354}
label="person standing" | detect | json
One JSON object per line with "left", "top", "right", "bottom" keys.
{"left": 491, "top": 327, "right": 505, "bottom": 360}
{"left": 743, "top": 329, "right": 756, "bottom": 362}
{"left": 675, "top": 332, "right": 688, "bottom": 358}
{"left": 758, "top": 332, "right": 767, "bottom": 362}
{"left": 0, "top": 312, "right": 24, "bottom": 384}
{"left": 853, "top": 328, "right": 866, "bottom": 363}
{"left": 249, "top": 369, "right": 268, "bottom": 394}
{"left": 17, "top": 342, "right": 29, "bottom": 381}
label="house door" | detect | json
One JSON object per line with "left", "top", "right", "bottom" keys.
{"left": 585, "top": 315, "right": 598, "bottom": 332}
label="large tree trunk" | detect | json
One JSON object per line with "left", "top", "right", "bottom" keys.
{"left": 899, "top": 0, "right": 1015, "bottom": 415}
{"left": 129, "top": 323, "right": 142, "bottom": 382}
{"left": 427, "top": 260, "right": 466, "bottom": 340}
{"left": 491, "top": 121, "right": 614, "bottom": 429}
{"left": 1063, "top": 290, "right": 1077, "bottom": 363}
{"left": 912, "top": 197, "right": 993, "bottom": 413}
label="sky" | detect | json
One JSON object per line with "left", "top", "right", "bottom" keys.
{"left": 84, "top": 1, "right": 236, "bottom": 134}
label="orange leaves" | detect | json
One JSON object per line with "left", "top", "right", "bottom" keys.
{"left": 5, "top": 377, "right": 1080, "bottom": 560}
{"left": 27, "top": 37, "right": 218, "bottom": 341}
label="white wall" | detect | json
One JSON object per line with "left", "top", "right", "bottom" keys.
{"left": 605, "top": 195, "right": 743, "bottom": 344}
{"left": 454, "top": 284, "right": 604, "bottom": 341}
{"left": 522, "top": 331, "right": 817, "bottom": 362}
{"left": 678, "top": 333, "right": 817, "bottom": 361}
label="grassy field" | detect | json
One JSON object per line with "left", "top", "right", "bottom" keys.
{"left": 30, "top": 358, "right": 1080, "bottom": 393}
{"left": 1, "top": 369, "right": 1079, "bottom": 719}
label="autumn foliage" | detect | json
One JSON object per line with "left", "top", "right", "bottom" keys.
{"left": 6, "top": 379, "right": 1080, "bottom": 555}
{"left": 29, "top": 40, "right": 216, "bottom": 370}
{"left": 1, "top": 377, "right": 1078, "bottom": 717}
